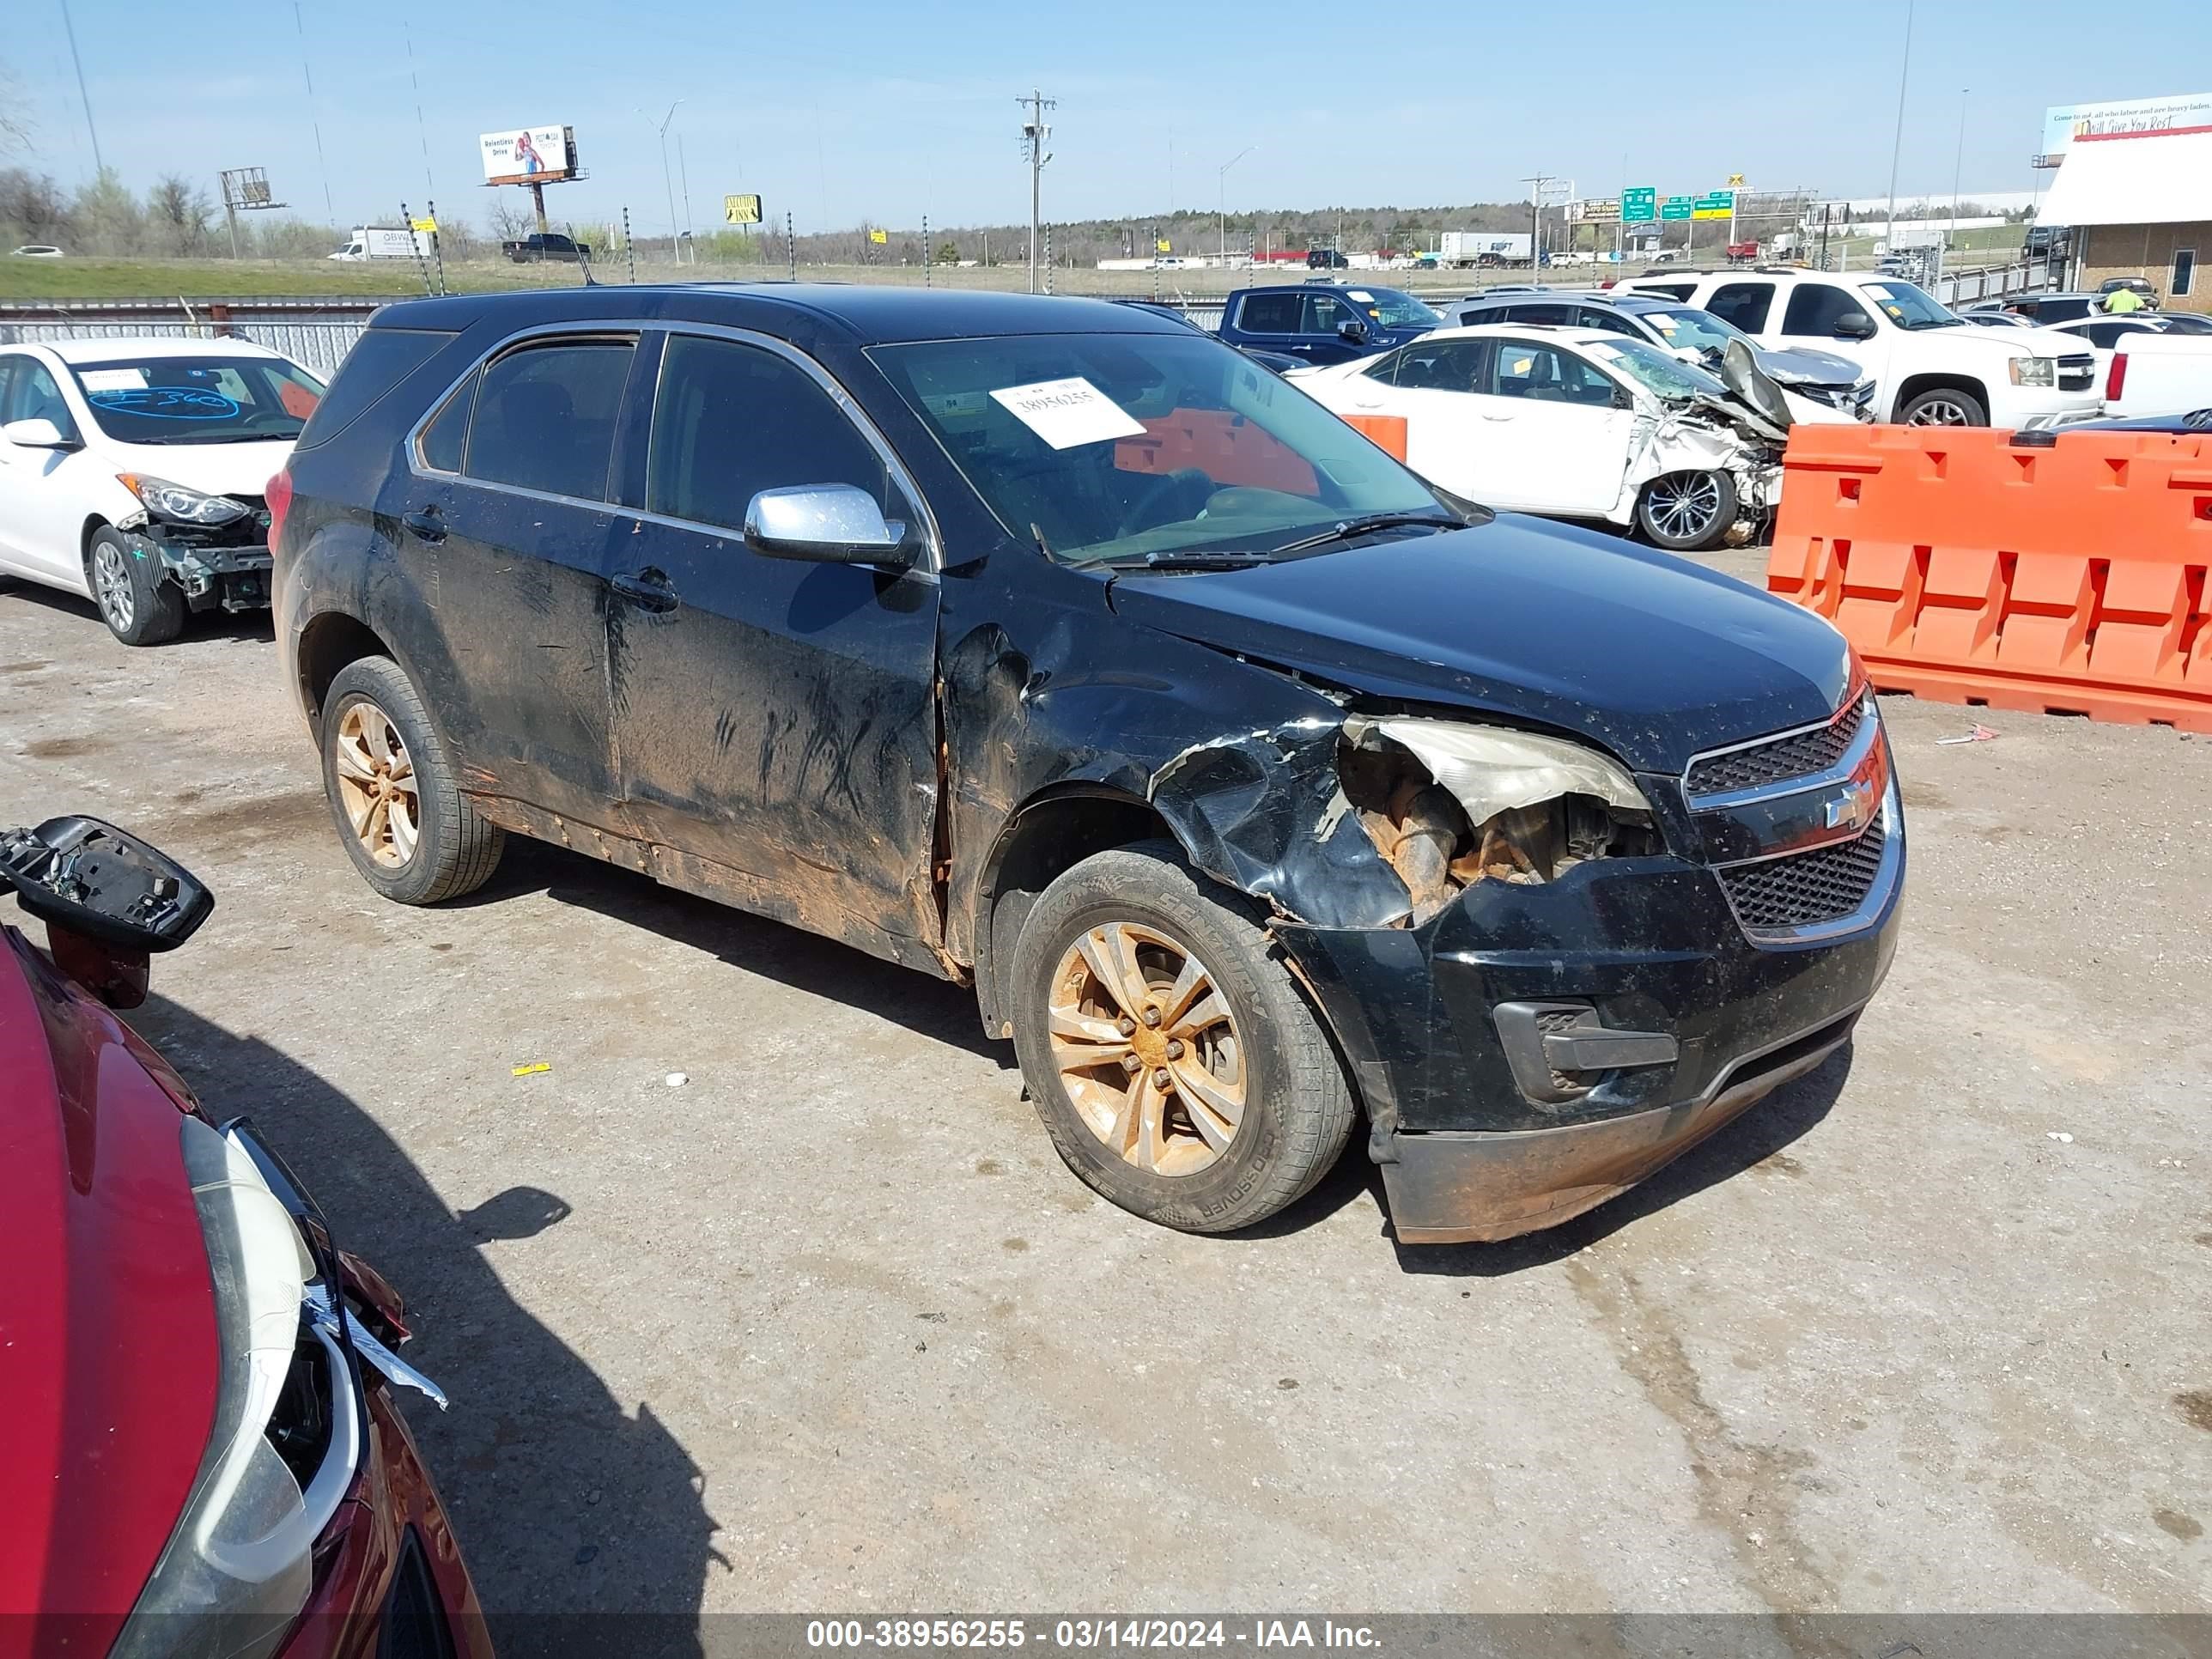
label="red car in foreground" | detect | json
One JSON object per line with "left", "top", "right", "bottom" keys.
{"left": 0, "top": 817, "right": 489, "bottom": 1659}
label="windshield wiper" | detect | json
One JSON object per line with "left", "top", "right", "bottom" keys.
{"left": 1094, "top": 549, "right": 1284, "bottom": 573}
{"left": 157, "top": 430, "right": 301, "bottom": 444}
{"left": 1267, "top": 511, "right": 1461, "bottom": 555}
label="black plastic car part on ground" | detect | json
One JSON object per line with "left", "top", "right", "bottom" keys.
{"left": 271, "top": 284, "right": 1902, "bottom": 1244}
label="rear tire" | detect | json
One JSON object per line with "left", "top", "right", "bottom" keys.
{"left": 1637, "top": 469, "right": 1737, "bottom": 551}
{"left": 1009, "top": 841, "right": 1355, "bottom": 1234}
{"left": 319, "top": 655, "right": 504, "bottom": 904}
{"left": 88, "top": 526, "right": 185, "bottom": 646}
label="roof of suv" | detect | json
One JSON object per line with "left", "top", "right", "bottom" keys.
{"left": 372, "top": 283, "right": 1188, "bottom": 345}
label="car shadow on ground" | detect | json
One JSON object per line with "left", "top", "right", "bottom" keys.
{"left": 459, "top": 835, "right": 1014, "bottom": 1067}
{"left": 0, "top": 579, "right": 275, "bottom": 645}
{"left": 129, "top": 992, "right": 722, "bottom": 1658}
{"left": 1240, "top": 1043, "right": 1853, "bottom": 1269}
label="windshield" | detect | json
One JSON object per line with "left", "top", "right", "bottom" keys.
{"left": 870, "top": 332, "right": 1446, "bottom": 567}
{"left": 1858, "top": 282, "right": 1960, "bottom": 331}
{"left": 1341, "top": 288, "right": 1441, "bottom": 328}
{"left": 1638, "top": 307, "right": 1747, "bottom": 356}
{"left": 67, "top": 354, "right": 325, "bottom": 445}
{"left": 1578, "top": 337, "right": 1728, "bottom": 403}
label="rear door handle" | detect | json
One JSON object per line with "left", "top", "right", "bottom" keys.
{"left": 401, "top": 506, "right": 446, "bottom": 544}
{"left": 611, "top": 567, "right": 678, "bottom": 613}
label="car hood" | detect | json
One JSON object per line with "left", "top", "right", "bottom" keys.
{"left": 100, "top": 436, "right": 295, "bottom": 498}
{"left": 1753, "top": 344, "right": 1864, "bottom": 386}
{"left": 1107, "top": 516, "right": 1854, "bottom": 773}
{"left": 0, "top": 929, "right": 217, "bottom": 1637}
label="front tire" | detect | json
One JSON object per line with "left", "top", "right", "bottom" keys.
{"left": 1009, "top": 842, "right": 1355, "bottom": 1234}
{"left": 319, "top": 655, "right": 504, "bottom": 904}
{"left": 1898, "top": 386, "right": 1989, "bottom": 427}
{"left": 88, "top": 526, "right": 185, "bottom": 646}
{"left": 1637, "top": 469, "right": 1738, "bottom": 551}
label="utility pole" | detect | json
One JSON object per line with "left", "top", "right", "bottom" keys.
{"left": 1018, "top": 88, "right": 1055, "bottom": 294}
{"left": 678, "top": 131, "right": 695, "bottom": 264}
{"left": 1883, "top": 0, "right": 1915, "bottom": 254}
{"left": 1218, "top": 146, "right": 1255, "bottom": 270}
{"left": 1522, "top": 173, "right": 1552, "bottom": 271}
{"left": 642, "top": 100, "right": 684, "bottom": 265}
{"left": 1949, "top": 87, "right": 1970, "bottom": 244}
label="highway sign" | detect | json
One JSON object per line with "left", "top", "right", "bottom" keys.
{"left": 1623, "top": 186, "right": 1656, "bottom": 223}
{"left": 1692, "top": 190, "right": 1736, "bottom": 222}
{"left": 1659, "top": 196, "right": 1694, "bottom": 222}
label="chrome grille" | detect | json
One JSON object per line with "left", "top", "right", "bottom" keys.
{"left": 1686, "top": 696, "right": 1866, "bottom": 799}
{"left": 1718, "top": 822, "right": 1888, "bottom": 933}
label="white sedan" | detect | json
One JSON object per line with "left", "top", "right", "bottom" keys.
{"left": 0, "top": 337, "right": 324, "bottom": 643}
{"left": 1290, "top": 324, "right": 1850, "bottom": 550}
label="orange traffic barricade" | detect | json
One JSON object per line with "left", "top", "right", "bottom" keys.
{"left": 1766, "top": 424, "right": 2212, "bottom": 732}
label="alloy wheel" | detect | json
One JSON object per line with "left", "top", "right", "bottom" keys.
{"left": 1047, "top": 921, "right": 1247, "bottom": 1177}
{"left": 1647, "top": 473, "right": 1723, "bottom": 543}
{"left": 331, "top": 701, "right": 421, "bottom": 868}
{"left": 92, "top": 542, "right": 134, "bottom": 631}
{"left": 1906, "top": 397, "right": 1976, "bottom": 426}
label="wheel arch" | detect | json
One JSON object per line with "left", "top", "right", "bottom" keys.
{"left": 971, "top": 785, "right": 1184, "bottom": 1039}
{"left": 1891, "top": 372, "right": 1989, "bottom": 423}
{"left": 295, "top": 610, "right": 398, "bottom": 736}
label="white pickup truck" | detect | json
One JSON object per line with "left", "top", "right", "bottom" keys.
{"left": 2103, "top": 331, "right": 2212, "bottom": 419}
{"left": 1613, "top": 268, "right": 2102, "bottom": 429}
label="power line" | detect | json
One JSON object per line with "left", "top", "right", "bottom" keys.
{"left": 293, "top": 2, "right": 336, "bottom": 224}
{"left": 56, "top": 0, "right": 101, "bottom": 176}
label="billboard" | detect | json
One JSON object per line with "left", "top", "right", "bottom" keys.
{"left": 480, "top": 125, "right": 575, "bottom": 185}
{"left": 2039, "top": 94, "right": 2212, "bottom": 163}
{"left": 723, "top": 193, "right": 763, "bottom": 225}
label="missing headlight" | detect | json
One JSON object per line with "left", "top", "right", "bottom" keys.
{"left": 1339, "top": 717, "right": 1662, "bottom": 924}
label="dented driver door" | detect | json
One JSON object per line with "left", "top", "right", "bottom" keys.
{"left": 602, "top": 329, "right": 946, "bottom": 967}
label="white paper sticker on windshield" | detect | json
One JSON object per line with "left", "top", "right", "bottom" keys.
{"left": 1347, "top": 290, "right": 1375, "bottom": 302}
{"left": 80, "top": 368, "right": 148, "bottom": 392}
{"left": 989, "top": 377, "right": 1146, "bottom": 449}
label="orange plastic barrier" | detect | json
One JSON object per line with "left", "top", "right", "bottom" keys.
{"left": 1340, "top": 413, "right": 1408, "bottom": 460}
{"left": 1765, "top": 424, "right": 2212, "bottom": 732}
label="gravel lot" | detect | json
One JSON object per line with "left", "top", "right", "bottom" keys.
{"left": 3, "top": 561, "right": 2207, "bottom": 1642}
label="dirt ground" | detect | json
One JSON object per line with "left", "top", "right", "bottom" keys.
{"left": 2, "top": 563, "right": 2207, "bottom": 1639}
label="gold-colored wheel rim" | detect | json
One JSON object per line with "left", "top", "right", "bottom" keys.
{"left": 331, "top": 701, "right": 421, "bottom": 869}
{"left": 1047, "top": 921, "right": 1245, "bottom": 1177}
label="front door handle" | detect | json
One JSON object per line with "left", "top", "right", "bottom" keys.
{"left": 401, "top": 505, "right": 446, "bottom": 544}
{"left": 611, "top": 567, "right": 678, "bottom": 613}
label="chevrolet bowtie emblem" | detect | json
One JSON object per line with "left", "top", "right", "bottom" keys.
{"left": 1824, "top": 778, "right": 1878, "bottom": 834}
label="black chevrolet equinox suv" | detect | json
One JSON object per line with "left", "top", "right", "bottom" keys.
{"left": 271, "top": 285, "right": 1903, "bottom": 1243}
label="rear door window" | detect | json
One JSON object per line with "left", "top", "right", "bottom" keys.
{"left": 463, "top": 339, "right": 635, "bottom": 501}
{"left": 1781, "top": 284, "right": 1875, "bottom": 338}
{"left": 1504, "top": 303, "right": 1577, "bottom": 325}
{"left": 1706, "top": 283, "right": 1776, "bottom": 333}
{"left": 1234, "top": 292, "right": 1302, "bottom": 334}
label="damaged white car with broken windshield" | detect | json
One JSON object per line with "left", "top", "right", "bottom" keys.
{"left": 276, "top": 288, "right": 1903, "bottom": 1246}
{"left": 1290, "top": 323, "right": 1855, "bottom": 550}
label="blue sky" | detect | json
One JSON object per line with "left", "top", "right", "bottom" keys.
{"left": 9, "top": 0, "right": 2212, "bottom": 233}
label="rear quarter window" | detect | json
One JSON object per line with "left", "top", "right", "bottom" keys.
{"left": 293, "top": 326, "right": 455, "bottom": 452}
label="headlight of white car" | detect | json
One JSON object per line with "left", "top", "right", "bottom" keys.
{"left": 117, "top": 474, "right": 252, "bottom": 526}
{"left": 108, "top": 1120, "right": 362, "bottom": 1659}
{"left": 2007, "top": 356, "right": 2057, "bottom": 387}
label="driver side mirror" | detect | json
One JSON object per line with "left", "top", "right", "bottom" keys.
{"left": 1832, "top": 312, "right": 1877, "bottom": 341}
{"left": 2, "top": 817, "right": 213, "bottom": 1008}
{"left": 1337, "top": 319, "right": 1369, "bottom": 344}
{"left": 744, "top": 483, "right": 915, "bottom": 567}
{"left": 3, "top": 417, "right": 79, "bottom": 450}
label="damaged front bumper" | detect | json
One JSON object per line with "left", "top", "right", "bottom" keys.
{"left": 120, "top": 518, "right": 274, "bottom": 613}
{"left": 1273, "top": 799, "right": 1903, "bottom": 1244}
